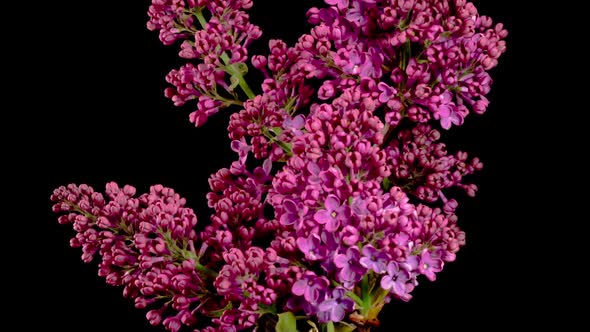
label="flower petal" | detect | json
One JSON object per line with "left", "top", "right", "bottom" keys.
{"left": 324, "top": 195, "right": 340, "bottom": 211}
{"left": 314, "top": 210, "right": 331, "bottom": 224}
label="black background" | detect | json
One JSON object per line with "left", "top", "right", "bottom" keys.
{"left": 12, "top": 0, "right": 548, "bottom": 330}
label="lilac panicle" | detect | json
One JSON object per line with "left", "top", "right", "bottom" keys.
{"left": 50, "top": 0, "right": 507, "bottom": 330}
{"left": 301, "top": 0, "right": 508, "bottom": 129}
{"left": 149, "top": 0, "right": 261, "bottom": 126}
{"left": 51, "top": 183, "right": 203, "bottom": 331}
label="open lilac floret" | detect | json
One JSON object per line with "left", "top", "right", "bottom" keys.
{"left": 51, "top": 0, "right": 506, "bottom": 331}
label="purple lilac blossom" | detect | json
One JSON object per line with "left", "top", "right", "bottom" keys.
{"left": 50, "top": 1, "right": 507, "bottom": 330}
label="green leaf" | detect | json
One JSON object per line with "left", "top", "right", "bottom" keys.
{"left": 327, "top": 321, "right": 335, "bottom": 332}
{"left": 276, "top": 312, "right": 298, "bottom": 332}
{"left": 334, "top": 322, "right": 356, "bottom": 332}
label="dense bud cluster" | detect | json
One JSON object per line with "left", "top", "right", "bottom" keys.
{"left": 51, "top": 1, "right": 506, "bottom": 331}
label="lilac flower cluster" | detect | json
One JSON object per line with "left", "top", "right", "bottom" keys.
{"left": 264, "top": 92, "right": 465, "bottom": 322}
{"left": 303, "top": 0, "right": 507, "bottom": 129}
{"left": 51, "top": 1, "right": 506, "bottom": 331}
{"left": 51, "top": 183, "right": 204, "bottom": 330}
{"left": 386, "top": 124, "right": 483, "bottom": 208}
{"left": 228, "top": 39, "right": 314, "bottom": 161}
{"left": 148, "top": 0, "right": 261, "bottom": 126}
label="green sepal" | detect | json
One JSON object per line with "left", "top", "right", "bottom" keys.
{"left": 276, "top": 312, "right": 298, "bottom": 332}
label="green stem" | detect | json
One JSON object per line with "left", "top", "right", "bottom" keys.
{"left": 223, "top": 56, "right": 256, "bottom": 99}
{"left": 371, "top": 288, "right": 389, "bottom": 308}
{"left": 346, "top": 291, "right": 364, "bottom": 307}
{"left": 66, "top": 201, "right": 97, "bottom": 221}
{"left": 262, "top": 127, "right": 293, "bottom": 156}
{"left": 194, "top": 8, "right": 208, "bottom": 27}
{"left": 195, "top": 261, "right": 219, "bottom": 278}
{"left": 159, "top": 226, "right": 218, "bottom": 279}
{"left": 361, "top": 275, "right": 371, "bottom": 316}
{"left": 206, "top": 302, "right": 232, "bottom": 317}
{"left": 210, "top": 89, "right": 243, "bottom": 107}
{"left": 195, "top": 8, "right": 256, "bottom": 100}
{"left": 400, "top": 40, "right": 412, "bottom": 70}
{"left": 284, "top": 97, "right": 297, "bottom": 115}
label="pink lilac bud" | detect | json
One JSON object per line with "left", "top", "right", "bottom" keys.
{"left": 51, "top": 1, "right": 507, "bottom": 330}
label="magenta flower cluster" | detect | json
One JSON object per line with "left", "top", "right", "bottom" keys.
{"left": 51, "top": 1, "right": 506, "bottom": 331}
